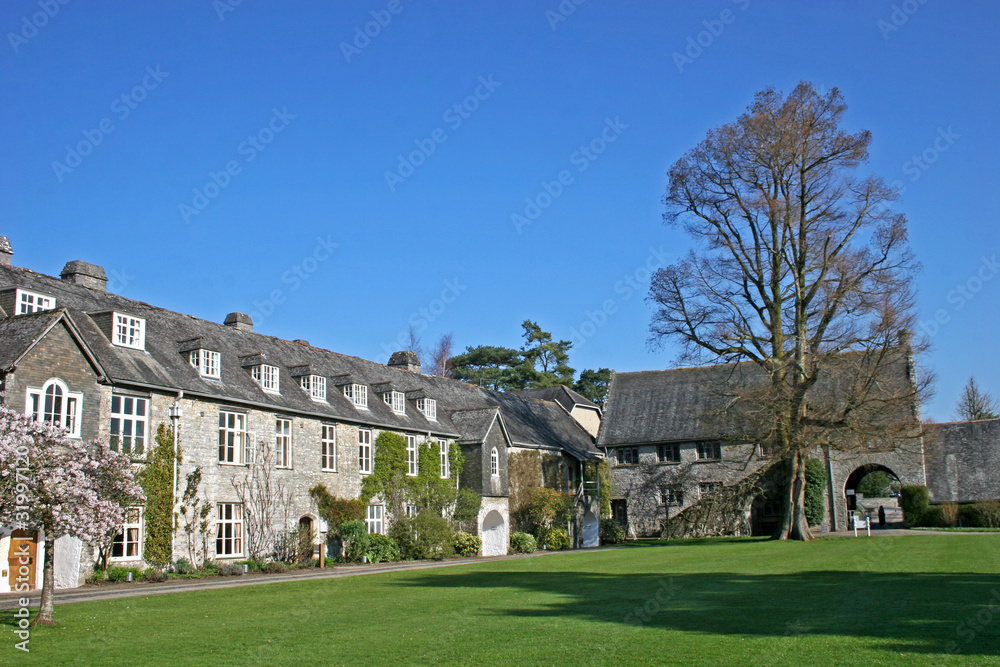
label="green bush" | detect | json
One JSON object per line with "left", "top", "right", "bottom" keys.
{"left": 236, "top": 559, "right": 264, "bottom": 573}
{"left": 365, "top": 534, "right": 400, "bottom": 563}
{"left": 509, "top": 531, "right": 537, "bottom": 554}
{"left": 142, "top": 568, "right": 168, "bottom": 583}
{"left": 600, "top": 519, "right": 626, "bottom": 545}
{"left": 172, "top": 558, "right": 195, "bottom": 575}
{"left": 262, "top": 561, "right": 287, "bottom": 574}
{"left": 107, "top": 566, "right": 141, "bottom": 582}
{"left": 217, "top": 562, "right": 245, "bottom": 576}
{"left": 453, "top": 531, "right": 481, "bottom": 556}
{"left": 919, "top": 506, "right": 947, "bottom": 528}
{"left": 804, "top": 458, "right": 827, "bottom": 526}
{"left": 544, "top": 528, "right": 571, "bottom": 551}
{"left": 390, "top": 511, "right": 454, "bottom": 560}
{"left": 200, "top": 560, "right": 219, "bottom": 575}
{"left": 900, "top": 485, "right": 930, "bottom": 527}
{"left": 962, "top": 501, "right": 1000, "bottom": 528}
{"left": 339, "top": 520, "right": 370, "bottom": 563}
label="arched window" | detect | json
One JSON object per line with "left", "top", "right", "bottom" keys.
{"left": 26, "top": 378, "right": 82, "bottom": 438}
{"left": 490, "top": 447, "right": 499, "bottom": 477}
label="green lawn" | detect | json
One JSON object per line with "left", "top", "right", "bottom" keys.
{"left": 4, "top": 535, "right": 1000, "bottom": 665}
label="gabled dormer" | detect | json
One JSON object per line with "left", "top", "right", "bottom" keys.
{"left": 179, "top": 337, "right": 221, "bottom": 379}
{"left": 240, "top": 352, "right": 279, "bottom": 394}
{"left": 290, "top": 363, "right": 327, "bottom": 401}
{"left": 333, "top": 374, "right": 368, "bottom": 409}
{"left": 0, "top": 287, "right": 57, "bottom": 316}
{"left": 90, "top": 311, "right": 146, "bottom": 351}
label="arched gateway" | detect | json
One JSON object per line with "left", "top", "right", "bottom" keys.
{"left": 481, "top": 510, "right": 507, "bottom": 557}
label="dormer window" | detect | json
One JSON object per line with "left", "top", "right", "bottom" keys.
{"left": 15, "top": 288, "right": 56, "bottom": 314}
{"left": 417, "top": 397, "right": 436, "bottom": 421}
{"left": 113, "top": 313, "right": 145, "bottom": 350}
{"left": 252, "top": 364, "right": 280, "bottom": 393}
{"left": 300, "top": 374, "right": 327, "bottom": 401}
{"left": 189, "top": 349, "right": 221, "bottom": 379}
{"left": 384, "top": 390, "right": 405, "bottom": 414}
{"left": 344, "top": 383, "right": 368, "bottom": 408}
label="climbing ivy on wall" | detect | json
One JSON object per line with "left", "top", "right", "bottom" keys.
{"left": 138, "top": 424, "right": 177, "bottom": 567}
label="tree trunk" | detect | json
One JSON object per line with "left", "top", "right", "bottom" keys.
{"left": 33, "top": 537, "right": 56, "bottom": 626}
{"left": 774, "top": 450, "right": 814, "bottom": 541}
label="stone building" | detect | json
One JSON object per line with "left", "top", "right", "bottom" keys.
{"left": 924, "top": 419, "right": 1000, "bottom": 503}
{"left": 0, "top": 236, "right": 600, "bottom": 592}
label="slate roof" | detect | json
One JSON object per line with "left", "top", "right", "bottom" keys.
{"left": 0, "top": 310, "right": 64, "bottom": 371}
{"left": 0, "top": 264, "right": 598, "bottom": 460}
{"left": 924, "top": 419, "right": 1000, "bottom": 503}
{"left": 511, "top": 385, "right": 600, "bottom": 414}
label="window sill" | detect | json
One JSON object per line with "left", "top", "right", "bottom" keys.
{"left": 657, "top": 461, "right": 681, "bottom": 465}
{"left": 321, "top": 468, "right": 338, "bottom": 473}
{"left": 695, "top": 459, "right": 722, "bottom": 463}
{"left": 218, "top": 461, "right": 248, "bottom": 467}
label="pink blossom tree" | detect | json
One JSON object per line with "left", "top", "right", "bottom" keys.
{"left": 0, "top": 403, "right": 145, "bottom": 625}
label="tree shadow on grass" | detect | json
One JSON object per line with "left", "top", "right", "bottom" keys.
{"left": 401, "top": 568, "right": 1000, "bottom": 657}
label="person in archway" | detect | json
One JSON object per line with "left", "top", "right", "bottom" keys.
{"left": 878, "top": 505, "right": 886, "bottom": 528}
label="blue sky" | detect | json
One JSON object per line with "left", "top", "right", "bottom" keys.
{"left": 2, "top": 1, "right": 998, "bottom": 421}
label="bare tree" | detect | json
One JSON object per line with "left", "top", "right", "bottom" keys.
{"left": 429, "top": 333, "right": 454, "bottom": 378}
{"left": 956, "top": 377, "right": 999, "bottom": 422}
{"left": 649, "top": 82, "right": 929, "bottom": 541}
{"left": 232, "top": 439, "right": 296, "bottom": 561}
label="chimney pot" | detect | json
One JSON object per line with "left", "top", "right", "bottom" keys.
{"left": 60, "top": 260, "right": 108, "bottom": 291}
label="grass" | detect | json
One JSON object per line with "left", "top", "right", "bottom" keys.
{"left": 4, "top": 535, "right": 1000, "bottom": 665}
{"left": 911, "top": 527, "right": 1000, "bottom": 533}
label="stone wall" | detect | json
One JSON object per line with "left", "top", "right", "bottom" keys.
{"left": 924, "top": 420, "right": 1000, "bottom": 503}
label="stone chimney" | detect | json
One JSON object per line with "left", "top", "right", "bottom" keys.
{"left": 388, "top": 350, "right": 421, "bottom": 373}
{"left": 224, "top": 312, "right": 253, "bottom": 332}
{"left": 60, "top": 260, "right": 107, "bottom": 291}
{"left": 0, "top": 236, "right": 12, "bottom": 267}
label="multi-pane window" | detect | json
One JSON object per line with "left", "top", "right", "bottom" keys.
{"left": 406, "top": 435, "right": 418, "bottom": 476}
{"left": 321, "top": 424, "right": 337, "bottom": 471}
{"left": 252, "top": 364, "right": 280, "bottom": 393}
{"left": 25, "top": 379, "right": 82, "bottom": 438}
{"left": 417, "top": 398, "right": 436, "bottom": 420}
{"left": 490, "top": 447, "right": 499, "bottom": 477}
{"left": 697, "top": 442, "right": 722, "bottom": 461}
{"left": 440, "top": 441, "right": 450, "bottom": 479}
{"left": 384, "top": 391, "right": 406, "bottom": 414}
{"left": 275, "top": 418, "right": 292, "bottom": 468}
{"left": 113, "top": 313, "right": 145, "bottom": 350}
{"left": 219, "top": 411, "right": 248, "bottom": 464}
{"left": 344, "top": 383, "right": 368, "bottom": 408}
{"left": 617, "top": 447, "right": 639, "bottom": 465}
{"left": 16, "top": 289, "right": 55, "bottom": 314}
{"left": 110, "top": 395, "right": 148, "bottom": 456}
{"left": 358, "top": 429, "right": 372, "bottom": 474}
{"left": 216, "top": 503, "right": 244, "bottom": 557}
{"left": 301, "top": 375, "right": 327, "bottom": 401}
{"left": 110, "top": 508, "right": 142, "bottom": 560}
{"left": 660, "top": 485, "right": 683, "bottom": 506}
{"left": 366, "top": 505, "right": 384, "bottom": 535}
{"left": 657, "top": 444, "right": 681, "bottom": 463}
{"left": 700, "top": 482, "right": 722, "bottom": 496}
{"left": 189, "top": 349, "right": 221, "bottom": 379}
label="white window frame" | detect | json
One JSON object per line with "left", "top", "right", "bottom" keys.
{"left": 417, "top": 397, "right": 437, "bottom": 421}
{"left": 216, "top": 503, "right": 244, "bottom": 557}
{"left": 384, "top": 390, "right": 405, "bottom": 414}
{"left": 112, "top": 312, "right": 145, "bottom": 350}
{"left": 110, "top": 394, "right": 148, "bottom": 456}
{"left": 219, "top": 410, "right": 248, "bottom": 465}
{"left": 189, "top": 349, "right": 221, "bottom": 379}
{"left": 301, "top": 374, "right": 327, "bottom": 401}
{"left": 15, "top": 288, "right": 56, "bottom": 314}
{"left": 490, "top": 447, "right": 499, "bottom": 477}
{"left": 252, "top": 364, "right": 280, "bottom": 393}
{"left": 358, "top": 429, "right": 372, "bottom": 474}
{"left": 366, "top": 504, "right": 384, "bottom": 535}
{"left": 25, "top": 378, "right": 83, "bottom": 439}
{"left": 406, "top": 435, "right": 418, "bottom": 476}
{"left": 344, "top": 383, "right": 368, "bottom": 408}
{"left": 440, "top": 441, "right": 450, "bottom": 479}
{"left": 110, "top": 507, "right": 143, "bottom": 561}
{"left": 321, "top": 424, "right": 337, "bottom": 472}
{"left": 275, "top": 418, "right": 292, "bottom": 469}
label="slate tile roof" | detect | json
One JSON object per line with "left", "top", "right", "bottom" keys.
{"left": 511, "top": 385, "right": 600, "bottom": 413}
{"left": 0, "top": 264, "right": 599, "bottom": 460}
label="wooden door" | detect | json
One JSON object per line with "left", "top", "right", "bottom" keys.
{"left": 8, "top": 530, "right": 37, "bottom": 591}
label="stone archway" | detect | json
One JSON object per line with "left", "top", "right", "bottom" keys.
{"left": 481, "top": 510, "right": 507, "bottom": 557}
{"left": 843, "top": 464, "right": 901, "bottom": 527}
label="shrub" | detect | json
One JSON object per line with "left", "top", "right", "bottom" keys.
{"left": 453, "top": 531, "right": 481, "bottom": 557}
{"left": 452, "top": 488, "right": 483, "bottom": 533}
{"left": 940, "top": 501, "right": 959, "bottom": 527}
{"left": 172, "top": 558, "right": 195, "bottom": 575}
{"left": 804, "top": 458, "right": 827, "bottom": 526}
{"left": 237, "top": 559, "right": 264, "bottom": 573}
{"left": 510, "top": 532, "right": 537, "bottom": 554}
{"left": 391, "top": 511, "right": 454, "bottom": 560}
{"left": 919, "top": 505, "right": 947, "bottom": 528}
{"left": 527, "top": 488, "right": 575, "bottom": 536}
{"left": 544, "top": 528, "right": 571, "bottom": 551}
{"left": 900, "top": 485, "right": 930, "bottom": 527}
{"left": 107, "top": 566, "right": 141, "bottom": 582}
{"left": 217, "top": 562, "right": 245, "bottom": 576}
{"left": 262, "top": 561, "right": 288, "bottom": 574}
{"left": 142, "top": 568, "right": 168, "bottom": 583}
{"left": 964, "top": 501, "right": 1000, "bottom": 528}
{"left": 366, "top": 534, "right": 400, "bottom": 563}
{"left": 600, "top": 519, "right": 626, "bottom": 545}
{"left": 200, "top": 560, "right": 219, "bottom": 575}
{"left": 339, "top": 520, "right": 370, "bottom": 563}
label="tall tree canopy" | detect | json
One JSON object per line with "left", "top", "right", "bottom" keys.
{"left": 956, "top": 377, "right": 999, "bottom": 422}
{"left": 649, "top": 82, "right": 927, "bottom": 541}
{"left": 574, "top": 368, "right": 612, "bottom": 407}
